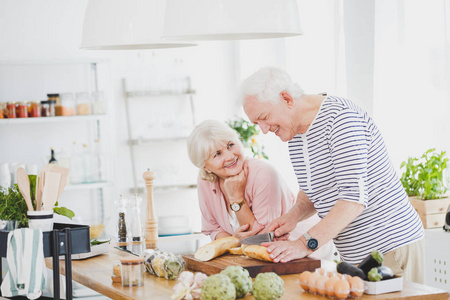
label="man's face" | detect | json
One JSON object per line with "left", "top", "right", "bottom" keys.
{"left": 243, "top": 94, "right": 296, "bottom": 142}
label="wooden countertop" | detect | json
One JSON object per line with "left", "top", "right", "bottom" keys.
{"left": 46, "top": 247, "right": 449, "bottom": 300}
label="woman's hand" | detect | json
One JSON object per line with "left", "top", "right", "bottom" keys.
{"left": 224, "top": 161, "right": 249, "bottom": 202}
{"left": 232, "top": 222, "right": 264, "bottom": 241}
{"left": 261, "top": 239, "right": 310, "bottom": 263}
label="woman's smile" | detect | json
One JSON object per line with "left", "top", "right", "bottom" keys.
{"left": 225, "top": 157, "right": 238, "bottom": 168}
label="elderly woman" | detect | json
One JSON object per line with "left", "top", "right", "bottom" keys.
{"left": 187, "top": 120, "right": 336, "bottom": 260}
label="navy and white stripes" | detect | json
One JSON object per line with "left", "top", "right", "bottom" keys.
{"left": 289, "top": 96, "right": 424, "bottom": 264}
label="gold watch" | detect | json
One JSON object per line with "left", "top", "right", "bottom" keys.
{"left": 230, "top": 199, "right": 246, "bottom": 212}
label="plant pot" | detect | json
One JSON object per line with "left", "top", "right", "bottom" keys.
{"left": 0, "top": 220, "right": 18, "bottom": 231}
{"left": 409, "top": 196, "right": 450, "bottom": 229}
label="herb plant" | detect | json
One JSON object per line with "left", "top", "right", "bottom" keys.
{"left": 400, "top": 148, "right": 449, "bottom": 200}
{"left": 227, "top": 118, "right": 268, "bottom": 159}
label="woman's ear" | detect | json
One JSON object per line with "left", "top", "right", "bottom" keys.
{"left": 204, "top": 167, "right": 212, "bottom": 174}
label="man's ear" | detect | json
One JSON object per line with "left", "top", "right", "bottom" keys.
{"left": 280, "top": 91, "right": 294, "bottom": 108}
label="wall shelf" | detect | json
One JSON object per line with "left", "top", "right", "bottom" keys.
{"left": 65, "top": 182, "right": 113, "bottom": 191}
{"left": 126, "top": 90, "right": 195, "bottom": 98}
{"left": 128, "top": 136, "right": 188, "bottom": 145}
{"left": 0, "top": 115, "right": 107, "bottom": 125}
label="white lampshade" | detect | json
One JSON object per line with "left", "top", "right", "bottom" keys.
{"left": 163, "top": 0, "right": 302, "bottom": 41}
{"left": 80, "top": 0, "right": 196, "bottom": 50}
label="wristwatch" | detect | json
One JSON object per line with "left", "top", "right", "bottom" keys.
{"left": 303, "top": 231, "right": 319, "bottom": 251}
{"left": 230, "top": 199, "right": 246, "bottom": 212}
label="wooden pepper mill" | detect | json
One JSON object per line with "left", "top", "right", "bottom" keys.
{"left": 143, "top": 169, "right": 158, "bottom": 249}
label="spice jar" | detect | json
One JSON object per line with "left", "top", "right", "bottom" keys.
{"left": 30, "top": 101, "right": 41, "bottom": 117}
{"left": 17, "top": 102, "right": 28, "bottom": 118}
{"left": 75, "top": 92, "right": 92, "bottom": 115}
{"left": 92, "top": 91, "right": 107, "bottom": 115}
{"left": 6, "top": 102, "right": 16, "bottom": 118}
{"left": 41, "top": 100, "right": 55, "bottom": 117}
{"left": 120, "top": 257, "right": 145, "bottom": 287}
{"left": 0, "top": 103, "right": 5, "bottom": 119}
{"left": 58, "top": 93, "right": 76, "bottom": 116}
{"left": 115, "top": 195, "right": 128, "bottom": 250}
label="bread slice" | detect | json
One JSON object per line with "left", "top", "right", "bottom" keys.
{"left": 243, "top": 245, "right": 272, "bottom": 262}
{"left": 228, "top": 247, "right": 244, "bottom": 255}
{"left": 195, "top": 236, "right": 240, "bottom": 261}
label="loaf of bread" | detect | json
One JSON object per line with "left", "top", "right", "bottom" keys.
{"left": 243, "top": 245, "right": 272, "bottom": 262}
{"left": 195, "top": 236, "right": 240, "bottom": 261}
{"left": 228, "top": 247, "right": 244, "bottom": 255}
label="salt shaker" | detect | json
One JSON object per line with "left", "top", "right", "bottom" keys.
{"left": 129, "top": 194, "right": 145, "bottom": 254}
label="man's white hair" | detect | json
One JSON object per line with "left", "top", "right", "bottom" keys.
{"left": 239, "top": 67, "right": 304, "bottom": 104}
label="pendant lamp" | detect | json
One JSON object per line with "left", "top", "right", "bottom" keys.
{"left": 163, "top": 0, "right": 302, "bottom": 41}
{"left": 80, "top": 0, "right": 196, "bottom": 50}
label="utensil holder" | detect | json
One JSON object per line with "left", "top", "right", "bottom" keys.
{"left": 27, "top": 210, "right": 54, "bottom": 231}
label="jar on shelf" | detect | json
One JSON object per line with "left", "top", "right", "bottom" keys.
{"left": 40, "top": 100, "right": 55, "bottom": 117}
{"left": 75, "top": 92, "right": 92, "bottom": 115}
{"left": 58, "top": 93, "right": 76, "bottom": 116}
{"left": 17, "top": 101, "right": 28, "bottom": 118}
{"left": 0, "top": 102, "right": 5, "bottom": 119}
{"left": 6, "top": 102, "right": 16, "bottom": 118}
{"left": 29, "top": 101, "right": 41, "bottom": 118}
{"left": 120, "top": 257, "right": 145, "bottom": 287}
{"left": 92, "top": 91, "right": 106, "bottom": 115}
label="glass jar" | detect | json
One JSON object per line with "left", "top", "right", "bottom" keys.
{"left": 92, "top": 91, "right": 106, "bottom": 115}
{"left": 58, "top": 93, "right": 76, "bottom": 116}
{"left": 111, "top": 261, "right": 122, "bottom": 283}
{"left": 30, "top": 101, "right": 42, "bottom": 117}
{"left": 6, "top": 102, "right": 16, "bottom": 118}
{"left": 0, "top": 102, "right": 5, "bottom": 119}
{"left": 41, "top": 100, "right": 55, "bottom": 117}
{"left": 120, "top": 257, "right": 144, "bottom": 287}
{"left": 75, "top": 92, "right": 92, "bottom": 115}
{"left": 17, "top": 102, "right": 28, "bottom": 118}
{"left": 115, "top": 195, "right": 129, "bottom": 249}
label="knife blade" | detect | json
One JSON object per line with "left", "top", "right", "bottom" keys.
{"left": 240, "top": 232, "right": 274, "bottom": 245}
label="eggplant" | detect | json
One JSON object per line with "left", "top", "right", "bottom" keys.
{"left": 367, "top": 266, "right": 395, "bottom": 281}
{"left": 358, "top": 250, "right": 383, "bottom": 275}
{"left": 336, "top": 261, "right": 366, "bottom": 280}
{"left": 377, "top": 265, "right": 394, "bottom": 280}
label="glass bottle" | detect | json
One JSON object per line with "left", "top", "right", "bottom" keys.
{"left": 115, "top": 195, "right": 128, "bottom": 250}
{"left": 93, "top": 139, "right": 108, "bottom": 182}
{"left": 49, "top": 148, "right": 58, "bottom": 164}
{"left": 129, "top": 194, "right": 145, "bottom": 254}
{"left": 91, "top": 91, "right": 106, "bottom": 115}
{"left": 69, "top": 141, "right": 83, "bottom": 184}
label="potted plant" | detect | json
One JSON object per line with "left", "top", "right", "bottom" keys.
{"left": 400, "top": 148, "right": 450, "bottom": 228}
{"left": 0, "top": 175, "right": 75, "bottom": 230}
{"left": 227, "top": 117, "right": 268, "bottom": 159}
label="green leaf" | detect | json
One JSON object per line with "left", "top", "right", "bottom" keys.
{"left": 53, "top": 206, "right": 75, "bottom": 220}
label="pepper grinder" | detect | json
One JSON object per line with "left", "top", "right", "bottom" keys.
{"left": 143, "top": 169, "right": 157, "bottom": 249}
{"left": 115, "top": 195, "right": 128, "bottom": 250}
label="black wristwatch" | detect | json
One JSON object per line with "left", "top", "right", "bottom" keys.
{"left": 303, "top": 231, "right": 319, "bottom": 251}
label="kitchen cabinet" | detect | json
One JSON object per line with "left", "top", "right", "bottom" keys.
{"left": 0, "top": 60, "right": 115, "bottom": 225}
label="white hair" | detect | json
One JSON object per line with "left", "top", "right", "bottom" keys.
{"left": 187, "top": 120, "right": 244, "bottom": 182}
{"left": 239, "top": 67, "right": 304, "bottom": 105}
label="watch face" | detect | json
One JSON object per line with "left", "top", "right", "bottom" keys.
{"left": 231, "top": 202, "right": 240, "bottom": 212}
{"left": 307, "top": 238, "right": 319, "bottom": 250}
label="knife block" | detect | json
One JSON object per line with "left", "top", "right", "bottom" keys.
{"left": 143, "top": 169, "right": 158, "bottom": 249}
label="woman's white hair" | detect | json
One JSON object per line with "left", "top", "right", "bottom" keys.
{"left": 187, "top": 120, "right": 244, "bottom": 182}
{"left": 239, "top": 66, "right": 304, "bottom": 104}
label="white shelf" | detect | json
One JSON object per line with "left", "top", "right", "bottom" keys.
{"left": 0, "top": 115, "right": 107, "bottom": 125}
{"left": 0, "top": 58, "right": 108, "bottom": 66}
{"left": 130, "top": 184, "right": 197, "bottom": 194}
{"left": 65, "top": 182, "right": 113, "bottom": 191}
{"left": 126, "top": 90, "right": 195, "bottom": 98}
{"left": 129, "top": 136, "right": 188, "bottom": 145}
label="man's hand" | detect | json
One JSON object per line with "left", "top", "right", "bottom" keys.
{"left": 233, "top": 222, "right": 264, "bottom": 241}
{"left": 224, "top": 161, "right": 249, "bottom": 202}
{"left": 261, "top": 239, "right": 310, "bottom": 263}
{"left": 262, "top": 211, "right": 297, "bottom": 238}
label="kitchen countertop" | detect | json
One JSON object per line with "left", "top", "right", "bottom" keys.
{"left": 46, "top": 246, "right": 449, "bottom": 300}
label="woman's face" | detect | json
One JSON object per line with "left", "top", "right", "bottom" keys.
{"left": 204, "top": 140, "right": 244, "bottom": 180}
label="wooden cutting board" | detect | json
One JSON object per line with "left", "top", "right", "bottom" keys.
{"left": 182, "top": 254, "right": 320, "bottom": 278}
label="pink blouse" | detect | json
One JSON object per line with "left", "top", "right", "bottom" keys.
{"left": 197, "top": 158, "right": 335, "bottom": 261}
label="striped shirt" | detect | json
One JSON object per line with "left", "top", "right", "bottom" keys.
{"left": 288, "top": 96, "right": 424, "bottom": 264}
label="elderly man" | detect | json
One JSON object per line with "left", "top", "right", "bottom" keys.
{"left": 239, "top": 66, "right": 424, "bottom": 283}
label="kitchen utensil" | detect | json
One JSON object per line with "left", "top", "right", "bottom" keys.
{"left": 48, "top": 164, "right": 69, "bottom": 199}
{"left": 240, "top": 232, "right": 274, "bottom": 246}
{"left": 42, "top": 171, "right": 61, "bottom": 211}
{"left": 16, "top": 167, "right": 34, "bottom": 211}
{"left": 36, "top": 164, "right": 53, "bottom": 211}
{"left": 183, "top": 254, "right": 320, "bottom": 277}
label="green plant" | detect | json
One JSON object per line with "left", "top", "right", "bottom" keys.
{"left": 227, "top": 118, "right": 268, "bottom": 159}
{"left": 400, "top": 148, "right": 449, "bottom": 200}
{"left": 0, "top": 175, "right": 75, "bottom": 227}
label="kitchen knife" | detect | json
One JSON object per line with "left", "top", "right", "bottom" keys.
{"left": 240, "top": 232, "right": 274, "bottom": 245}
